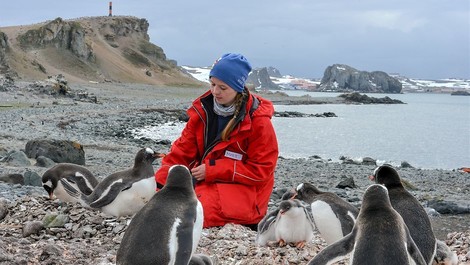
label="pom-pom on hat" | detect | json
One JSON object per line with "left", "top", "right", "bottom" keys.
{"left": 209, "top": 53, "right": 252, "bottom": 93}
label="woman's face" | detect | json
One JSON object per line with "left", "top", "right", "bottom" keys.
{"left": 210, "top": 77, "right": 238, "bottom": 106}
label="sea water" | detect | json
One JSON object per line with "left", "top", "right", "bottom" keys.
{"left": 132, "top": 92, "right": 469, "bottom": 170}
{"left": 274, "top": 91, "right": 469, "bottom": 169}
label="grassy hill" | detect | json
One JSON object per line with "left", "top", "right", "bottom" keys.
{"left": 0, "top": 16, "right": 202, "bottom": 86}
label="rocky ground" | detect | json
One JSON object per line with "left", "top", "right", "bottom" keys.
{"left": 0, "top": 79, "right": 469, "bottom": 264}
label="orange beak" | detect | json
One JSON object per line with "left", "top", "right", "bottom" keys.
{"left": 154, "top": 153, "right": 166, "bottom": 158}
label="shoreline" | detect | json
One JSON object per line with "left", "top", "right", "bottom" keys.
{"left": 0, "top": 80, "right": 469, "bottom": 264}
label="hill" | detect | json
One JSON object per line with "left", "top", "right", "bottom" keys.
{"left": 0, "top": 16, "right": 202, "bottom": 86}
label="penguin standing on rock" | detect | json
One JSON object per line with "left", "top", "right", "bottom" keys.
{"left": 307, "top": 184, "right": 427, "bottom": 265}
{"left": 292, "top": 182, "right": 359, "bottom": 245}
{"left": 116, "top": 165, "right": 207, "bottom": 265}
{"left": 75, "top": 148, "right": 164, "bottom": 217}
{"left": 42, "top": 163, "right": 99, "bottom": 203}
{"left": 256, "top": 199, "right": 316, "bottom": 248}
{"left": 370, "top": 164, "right": 437, "bottom": 265}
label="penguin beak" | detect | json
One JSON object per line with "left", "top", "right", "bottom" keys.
{"left": 280, "top": 210, "right": 286, "bottom": 215}
{"left": 154, "top": 153, "right": 166, "bottom": 158}
{"left": 49, "top": 192, "right": 54, "bottom": 200}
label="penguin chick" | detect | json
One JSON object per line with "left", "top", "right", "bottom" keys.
{"left": 257, "top": 199, "right": 315, "bottom": 248}
{"left": 432, "top": 239, "right": 458, "bottom": 265}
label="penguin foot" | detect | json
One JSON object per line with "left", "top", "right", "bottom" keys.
{"left": 278, "top": 239, "right": 287, "bottom": 247}
{"left": 295, "top": 241, "right": 306, "bottom": 248}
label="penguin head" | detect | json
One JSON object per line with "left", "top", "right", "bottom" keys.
{"left": 294, "top": 182, "right": 322, "bottom": 203}
{"left": 370, "top": 164, "right": 403, "bottom": 188}
{"left": 165, "top": 165, "right": 193, "bottom": 190}
{"left": 361, "top": 184, "right": 391, "bottom": 209}
{"left": 133, "top": 148, "right": 165, "bottom": 167}
{"left": 42, "top": 178, "right": 56, "bottom": 200}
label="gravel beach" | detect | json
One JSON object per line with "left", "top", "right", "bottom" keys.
{"left": 1, "top": 80, "right": 469, "bottom": 264}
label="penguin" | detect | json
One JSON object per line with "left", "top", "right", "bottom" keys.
{"left": 371, "top": 164, "right": 437, "bottom": 265}
{"left": 116, "top": 165, "right": 205, "bottom": 265}
{"left": 293, "top": 182, "right": 359, "bottom": 245}
{"left": 307, "top": 184, "right": 427, "bottom": 265}
{"left": 41, "top": 163, "right": 99, "bottom": 203}
{"left": 257, "top": 199, "right": 316, "bottom": 248}
{"left": 76, "top": 148, "right": 164, "bottom": 217}
{"left": 432, "top": 239, "right": 458, "bottom": 265}
{"left": 189, "top": 254, "right": 213, "bottom": 265}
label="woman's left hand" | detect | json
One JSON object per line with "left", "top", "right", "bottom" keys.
{"left": 191, "top": 164, "right": 206, "bottom": 181}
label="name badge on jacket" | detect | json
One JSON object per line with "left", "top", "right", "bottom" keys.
{"left": 225, "top": 150, "right": 243, "bottom": 161}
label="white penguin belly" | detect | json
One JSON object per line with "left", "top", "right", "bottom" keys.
{"left": 311, "top": 200, "right": 343, "bottom": 245}
{"left": 102, "top": 177, "right": 156, "bottom": 217}
{"left": 275, "top": 207, "right": 314, "bottom": 243}
{"left": 192, "top": 201, "right": 204, "bottom": 255}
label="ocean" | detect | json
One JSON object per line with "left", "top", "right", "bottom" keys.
{"left": 132, "top": 92, "right": 470, "bottom": 170}
{"left": 274, "top": 91, "right": 470, "bottom": 170}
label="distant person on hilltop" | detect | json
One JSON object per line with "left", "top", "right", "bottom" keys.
{"left": 154, "top": 53, "right": 279, "bottom": 229}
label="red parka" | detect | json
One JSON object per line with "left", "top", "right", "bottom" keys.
{"left": 155, "top": 89, "right": 278, "bottom": 227}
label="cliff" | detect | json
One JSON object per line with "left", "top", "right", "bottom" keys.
{"left": 319, "top": 64, "right": 402, "bottom": 93}
{"left": 0, "top": 16, "right": 201, "bottom": 86}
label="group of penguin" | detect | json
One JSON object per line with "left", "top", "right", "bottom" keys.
{"left": 257, "top": 164, "right": 458, "bottom": 265}
{"left": 41, "top": 148, "right": 458, "bottom": 265}
{"left": 41, "top": 148, "right": 212, "bottom": 264}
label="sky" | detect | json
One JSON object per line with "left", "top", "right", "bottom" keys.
{"left": 1, "top": 0, "right": 469, "bottom": 79}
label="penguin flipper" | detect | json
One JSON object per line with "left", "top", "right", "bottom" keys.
{"left": 59, "top": 178, "right": 81, "bottom": 198}
{"left": 87, "top": 181, "right": 132, "bottom": 209}
{"left": 303, "top": 204, "right": 317, "bottom": 231}
{"left": 70, "top": 173, "right": 95, "bottom": 195}
{"left": 307, "top": 231, "right": 355, "bottom": 265}
{"left": 406, "top": 228, "right": 427, "bottom": 265}
{"left": 256, "top": 208, "right": 280, "bottom": 246}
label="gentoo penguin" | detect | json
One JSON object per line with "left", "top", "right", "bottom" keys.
{"left": 371, "top": 164, "right": 437, "bottom": 265}
{"left": 432, "top": 239, "right": 458, "bottom": 265}
{"left": 116, "top": 165, "right": 205, "bottom": 265}
{"left": 307, "top": 184, "right": 427, "bottom": 265}
{"left": 41, "top": 163, "right": 99, "bottom": 203}
{"left": 257, "top": 199, "right": 316, "bottom": 248}
{"left": 293, "top": 182, "right": 359, "bottom": 245}
{"left": 189, "top": 254, "right": 213, "bottom": 265}
{"left": 76, "top": 148, "right": 164, "bottom": 217}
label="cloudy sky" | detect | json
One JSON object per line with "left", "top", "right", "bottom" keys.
{"left": 1, "top": 0, "right": 469, "bottom": 79}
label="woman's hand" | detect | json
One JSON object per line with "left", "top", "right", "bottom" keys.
{"left": 191, "top": 164, "right": 206, "bottom": 181}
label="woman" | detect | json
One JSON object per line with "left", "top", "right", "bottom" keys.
{"left": 155, "top": 53, "right": 279, "bottom": 228}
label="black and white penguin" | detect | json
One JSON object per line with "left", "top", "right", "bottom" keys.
{"left": 433, "top": 239, "right": 458, "bottom": 265}
{"left": 116, "top": 165, "right": 205, "bottom": 265}
{"left": 189, "top": 254, "right": 214, "bottom": 265}
{"left": 257, "top": 199, "right": 316, "bottom": 248}
{"left": 307, "top": 184, "right": 427, "bottom": 265}
{"left": 371, "top": 164, "right": 437, "bottom": 265}
{"left": 293, "top": 182, "right": 359, "bottom": 245}
{"left": 77, "top": 148, "right": 164, "bottom": 217}
{"left": 41, "top": 163, "right": 99, "bottom": 203}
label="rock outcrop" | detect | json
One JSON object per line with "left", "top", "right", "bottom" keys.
{"left": 0, "top": 16, "right": 201, "bottom": 86}
{"left": 319, "top": 64, "right": 402, "bottom": 93}
{"left": 248, "top": 67, "right": 281, "bottom": 90}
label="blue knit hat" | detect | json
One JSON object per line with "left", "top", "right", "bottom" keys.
{"left": 209, "top": 53, "right": 252, "bottom": 93}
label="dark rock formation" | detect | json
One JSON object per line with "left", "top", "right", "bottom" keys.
{"left": 338, "top": 92, "right": 405, "bottom": 104}
{"left": 0, "top": 31, "right": 8, "bottom": 70}
{"left": 247, "top": 67, "right": 280, "bottom": 90}
{"left": 17, "top": 17, "right": 95, "bottom": 62}
{"left": 319, "top": 64, "right": 402, "bottom": 93}
{"left": 267, "top": 66, "right": 282, "bottom": 78}
{"left": 25, "top": 139, "right": 86, "bottom": 165}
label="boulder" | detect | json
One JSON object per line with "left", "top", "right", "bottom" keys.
{"left": 25, "top": 139, "right": 85, "bottom": 165}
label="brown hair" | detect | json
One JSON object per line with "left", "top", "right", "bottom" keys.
{"left": 220, "top": 89, "right": 248, "bottom": 141}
